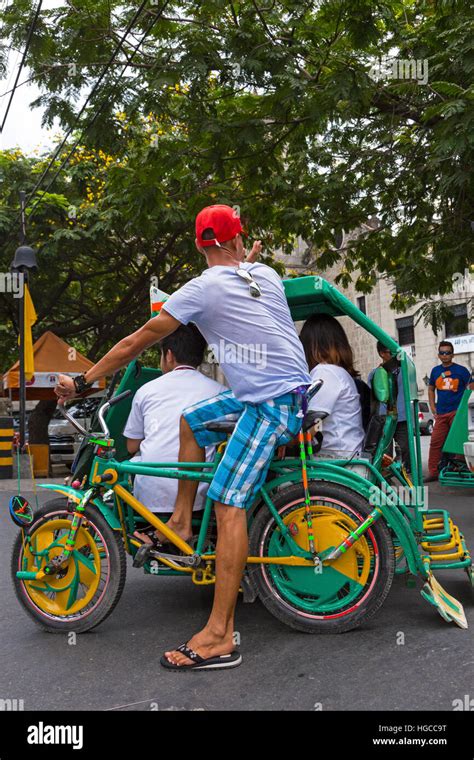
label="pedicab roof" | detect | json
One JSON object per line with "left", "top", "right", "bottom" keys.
{"left": 283, "top": 275, "right": 419, "bottom": 402}
{"left": 284, "top": 275, "right": 400, "bottom": 353}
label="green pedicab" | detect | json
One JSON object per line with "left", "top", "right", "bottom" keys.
{"left": 9, "top": 276, "right": 472, "bottom": 634}
{"left": 439, "top": 388, "right": 474, "bottom": 488}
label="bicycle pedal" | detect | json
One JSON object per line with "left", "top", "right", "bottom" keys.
{"left": 133, "top": 543, "right": 153, "bottom": 568}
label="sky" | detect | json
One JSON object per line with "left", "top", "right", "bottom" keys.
{"left": 0, "top": 0, "right": 63, "bottom": 153}
{"left": 0, "top": 75, "right": 57, "bottom": 153}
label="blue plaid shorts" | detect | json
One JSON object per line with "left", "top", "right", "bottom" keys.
{"left": 182, "top": 389, "right": 304, "bottom": 509}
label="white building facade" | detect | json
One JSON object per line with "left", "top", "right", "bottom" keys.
{"left": 276, "top": 236, "right": 473, "bottom": 399}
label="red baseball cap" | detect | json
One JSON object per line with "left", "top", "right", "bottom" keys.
{"left": 195, "top": 204, "right": 244, "bottom": 248}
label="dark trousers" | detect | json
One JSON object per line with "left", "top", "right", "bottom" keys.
{"left": 394, "top": 421, "right": 410, "bottom": 471}
{"left": 428, "top": 411, "right": 457, "bottom": 477}
{"left": 386, "top": 421, "right": 410, "bottom": 472}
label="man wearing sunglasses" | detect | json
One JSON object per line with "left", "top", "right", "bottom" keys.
{"left": 426, "top": 341, "right": 472, "bottom": 482}
{"left": 55, "top": 204, "right": 311, "bottom": 671}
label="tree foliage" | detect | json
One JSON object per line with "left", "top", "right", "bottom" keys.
{"left": 0, "top": 0, "right": 473, "bottom": 366}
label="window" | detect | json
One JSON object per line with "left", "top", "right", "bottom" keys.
{"left": 396, "top": 315, "right": 415, "bottom": 346}
{"left": 357, "top": 296, "right": 367, "bottom": 315}
{"left": 445, "top": 303, "right": 468, "bottom": 338}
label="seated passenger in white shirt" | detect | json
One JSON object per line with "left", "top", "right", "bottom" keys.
{"left": 123, "top": 324, "right": 226, "bottom": 543}
{"left": 300, "top": 314, "right": 365, "bottom": 459}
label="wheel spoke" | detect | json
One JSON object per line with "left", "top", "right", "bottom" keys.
{"left": 20, "top": 517, "right": 106, "bottom": 620}
{"left": 265, "top": 498, "right": 380, "bottom": 616}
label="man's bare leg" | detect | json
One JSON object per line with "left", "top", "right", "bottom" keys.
{"left": 152, "top": 416, "right": 204, "bottom": 543}
{"left": 164, "top": 503, "right": 248, "bottom": 665}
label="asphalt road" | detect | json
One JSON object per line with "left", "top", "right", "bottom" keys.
{"left": 1, "top": 439, "right": 473, "bottom": 712}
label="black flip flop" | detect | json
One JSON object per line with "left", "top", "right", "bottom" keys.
{"left": 132, "top": 526, "right": 158, "bottom": 545}
{"left": 133, "top": 528, "right": 193, "bottom": 555}
{"left": 160, "top": 643, "right": 242, "bottom": 671}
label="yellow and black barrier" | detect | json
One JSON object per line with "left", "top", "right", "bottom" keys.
{"left": 0, "top": 417, "right": 14, "bottom": 479}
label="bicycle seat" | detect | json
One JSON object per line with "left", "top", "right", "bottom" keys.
{"left": 203, "top": 420, "right": 237, "bottom": 434}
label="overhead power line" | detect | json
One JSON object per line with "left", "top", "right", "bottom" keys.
{"left": 23, "top": 0, "right": 156, "bottom": 217}
{"left": 26, "top": 0, "right": 172, "bottom": 222}
{"left": 0, "top": 0, "right": 43, "bottom": 133}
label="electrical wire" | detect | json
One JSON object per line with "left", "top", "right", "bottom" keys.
{"left": 0, "top": 1, "right": 43, "bottom": 133}
{"left": 0, "top": 72, "right": 38, "bottom": 99}
{"left": 23, "top": 0, "right": 152, "bottom": 216}
{"left": 26, "top": 0, "right": 172, "bottom": 221}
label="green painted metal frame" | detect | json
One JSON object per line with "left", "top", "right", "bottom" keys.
{"left": 41, "top": 450, "right": 429, "bottom": 578}
{"left": 439, "top": 468, "right": 474, "bottom": 488}
{"left": 284, "top": 276, "right": 424, "bottom": 496}
{"left": 37, "top": 275, "right": 471, "bottom": 580}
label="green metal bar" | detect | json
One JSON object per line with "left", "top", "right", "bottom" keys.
{"left": 430, "top": 559, "right": 471, "bottom": 570}
{"left": 118, "top": 460, "right": 215, "bottom": 469}
{"left": 385, "top": 464, "right": 420, "bottom": 523}
{"left": 259, "top": 487, "right": 313, "bottom": 559}
{"left": 400, "top": 354, "right": 424, "bottom": 502}
{"left": 421, "top": 509, "right": 452, "bottom": 542}
{"left": 116, "top": 461, "right": 214, "bottom": 483}
{"left": 195, "top": 495, "right": 214, "bottom": 554}
{"left": 298, "top": 428, "right": 316, "bottom": 556}
{"left": 439, "top": 470, "right": 474, "bottom": 488}
{"left": 320, "top": 507, "right": 383, "bottom": 562}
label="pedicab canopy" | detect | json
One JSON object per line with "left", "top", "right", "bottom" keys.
{"left": 284, "top": 275, "right": 419, "bottom": 401}
{"left": 3, "top": 330, "right": 105, "bottom": 401}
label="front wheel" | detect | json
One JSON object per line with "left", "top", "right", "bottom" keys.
{"left": 248, "top": 482, "right": 394, "bottom": 633}
{"left": 11, "top": 498, "right": 126, "bottom": 633}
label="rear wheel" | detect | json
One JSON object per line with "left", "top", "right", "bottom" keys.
{"left": 248, "top": 482, "right": 394, "bottom": 633}
{"left": 11, "top": 498, "right": 126, "bottom": 633}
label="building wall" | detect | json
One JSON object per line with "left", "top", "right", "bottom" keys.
{"left": 275, "top": 238, "right": 473, "bottom": 400}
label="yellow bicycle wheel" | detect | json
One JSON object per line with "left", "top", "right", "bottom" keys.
{"left": 12, "top": 498, "right": 126, "bottom": 632}
{"left": 23, "top": 518, "right": 101, "bottom": 616}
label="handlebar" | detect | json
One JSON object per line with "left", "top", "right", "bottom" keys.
{"left": 97, "top": 389, "right": 133, "bottom": 438}
{"left": 58, "top": 389, "right": 133, "bottom": 440}
{"left": 108, "top": 389, "right": 133, "bottom": 407}
{"left": 306, "top": 378, "right": 324, "bottom": 403}
{"left": 57, "top": 405, "right": 88, "bottom": 436}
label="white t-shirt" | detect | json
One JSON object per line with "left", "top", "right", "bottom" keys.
{"left": 308, "top": 364, "right": 365, "bottom": 456}
{"left": 123, "top": 368, "right": 227, "bottom": 512}
{"left": 163, "top": 263, "right": 311, "bottom": 403}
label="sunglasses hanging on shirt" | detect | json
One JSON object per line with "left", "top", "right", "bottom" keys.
{"left": 211, "top": 239, "right": 263, "bottom": 298}
{"left": 235, "top": 267, "right": 262, "bottom": 298}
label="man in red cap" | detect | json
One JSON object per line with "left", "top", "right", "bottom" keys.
{"left": 56, "top": 204, "right": 311, "bottom": 671}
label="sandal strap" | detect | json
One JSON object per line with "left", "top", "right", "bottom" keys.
{"left": 176, "top": 643, "right": 204, "bottom": 664}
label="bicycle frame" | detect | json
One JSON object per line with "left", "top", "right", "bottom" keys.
{"left": 39, "top": 442, "right": 436, "bottom": 582}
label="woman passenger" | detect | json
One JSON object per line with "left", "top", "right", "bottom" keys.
{"left": 300, "top": 313, "right": 365, "bottom": 459}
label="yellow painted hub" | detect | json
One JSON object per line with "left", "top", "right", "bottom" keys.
{"left": 283, "top": 503, "right": 372, "bottom": 586}
{"left": 22, "top": 519, "right": 101, "bottom": 616}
